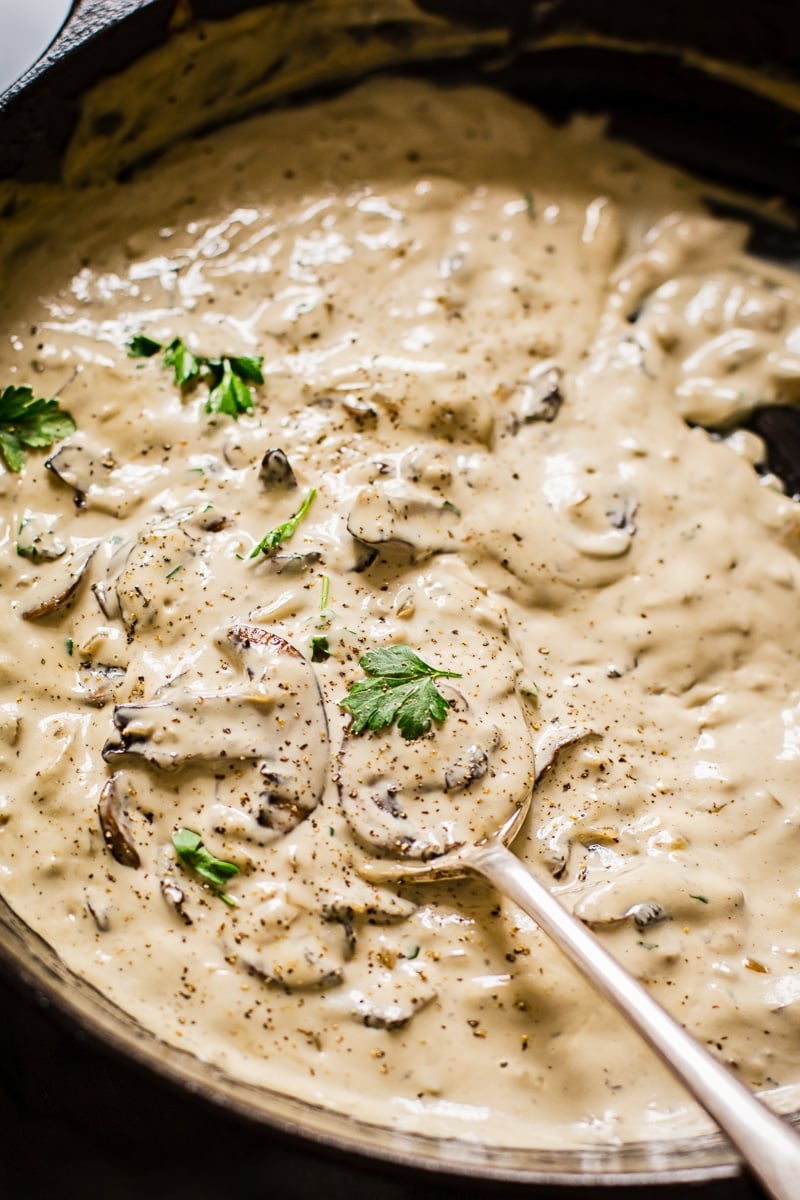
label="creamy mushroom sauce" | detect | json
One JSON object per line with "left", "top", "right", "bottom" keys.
{"left": 1, "top": 77, "right": 800, "bottom": 1150}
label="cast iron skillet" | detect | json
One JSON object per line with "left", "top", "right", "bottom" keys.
{"left": 1, "top": 3, "right": 799, "bottom": 1196}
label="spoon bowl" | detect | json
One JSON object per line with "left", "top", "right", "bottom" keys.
{"left": 357, "top": 762, "right": 800, "bottom": 1200}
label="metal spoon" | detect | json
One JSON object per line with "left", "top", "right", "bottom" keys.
{"left": 360, "top": 797, "right": 800, "bottom": 1200}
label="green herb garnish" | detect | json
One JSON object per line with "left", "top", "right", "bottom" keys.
{"left": 690, "top": 894, "right": 709, "bottom": 904}
{"left": 249, "top": 488, "right": 316, "bottom": 558}
{"left": 171, "top": 828, "right": 239, "bottom": 906}
{"left": 340, "top": 644, "right": 461, "bottom": 741}
{"left": 128, "top": 334, "right": 264, "bottom": 419}
{"left": 0, "top": 385, "right": 76, "bottom": 472}
{"left": 310, "top": 574, "right": 332, "bottom": 662}
{"left": 310, "top": 635, "right": 330, "bottom": 663}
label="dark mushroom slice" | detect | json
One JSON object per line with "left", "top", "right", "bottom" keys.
{"left": 21, "top": 540, "right": 99, "bottom": 621}
{"left": 103, "top": 627, "right": 328, "bottom": 842}
{"left": 337, "top": 677, "right": 535, "bottom": 860}
{"left": 98, "top": 772, "right": 141, "bottom": 868}
{"left": 16, "top": 512, "right": 66, "bottom": 562}
{"left": 346, "top": 485, "right": 460, "bottom": 560}
{"left": 259, "top": 448, "right": 297, "bottom": 490}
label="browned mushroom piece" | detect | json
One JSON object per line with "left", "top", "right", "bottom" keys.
{"left": 21, "top": 540, "right": 99, "bottom": 621}
{"left": 97, "top": 772, "right": 141, "bottom": 868}
{"left": 102, "top": 626, "right": 328, "bottom": 841}
{"left": 346, "top": 484, "right": 460, "bottom": 559}
{"left": 259, "top": 448, "right": 297, "bottom": 490}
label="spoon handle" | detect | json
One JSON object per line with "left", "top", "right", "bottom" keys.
{"left": 469, "top": 839, "right": 800, "bottom": 1200}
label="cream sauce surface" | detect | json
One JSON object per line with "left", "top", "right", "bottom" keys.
{"left": 1, "top": 78, "right": 800, "bottom": 1150}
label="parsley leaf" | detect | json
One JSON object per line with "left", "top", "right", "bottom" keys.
{"left": 127, "top": 334, "right": 163, "bottom": 359}
{"left": 249, "top": 488, "right": 316, "bottom": 558}
{"left": 163, "top": 337, "right": 201, "bottom": 387}
{"left": 340, "top": 645, "right": 462, "bottom": 740}
{"left": 310, "top": 634, "right": 330, "bottom": 663}
{"left": 0, "top": 385, "right": 76, "bottom": 472}
{"left": 128, "top": 334, "right": 264, "bottom": 419}
{"left": 172, "top": 828, "right": 239, "bottom": 906}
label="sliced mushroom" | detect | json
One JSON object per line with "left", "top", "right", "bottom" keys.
{"left": 444, "top": 728, "right": 500, "bottom": 791}
{"left": 534, "top": 723, "right": 598, "bottom": 784}
{"left": 103, "top": 627, "right": 328, "bottom": 843}
{"left": 316, "top": 880, "right": 417, "bottom": 923}
{"left": 265, "top": 550, "right": 322, "bottom": 575}
{"left": 113, "top": 523, "right": 201, "bottom": 638}
{"left": 75, "top": 663, "right": 126, "bottom": 708}
{"left": 330, "top": 962, "right": 437, "bottom": 1029}
{"left": 340, "top": 396, "right": 378, "bottom": 429}
{"left": 46, "top": 441, "right": 110, "bottom": 507}
{"left": 507, "top": 365, "right": 564, "bottom": 433}
{"left": 571, "top": 860, "right": 744, "bottom": 928}
{"left": 157, "top": 848, "right": 192, "bottom": 925}
{"left": 259, "top": 448, "right": 297, "bottom": 490}
{"left": 237, "top": 910, "right": 351, "bottom": 991}
{"left": 45, "top": 440, "right": 157, "bottom": 517}
{"left": 189, "top": 507, "right": 230, "bottom": 534}
{"left": 84, "top": 887, "right": 111, "bottom": 932}
{"left": 21, "top": 540, "right": 99, "bottom": 621}
{"left": 625, "top": 900, "right": 668, "bottom": 930}
{"left": 91, "top": 578, "right": 121, "bottom": 619}
{"left": 16, "top": 512, "right": 66, "bottom": 562}
{"left": 97, "top": 772, "right": 140, "bottom": 868}
{"left": 346, "top": 484, "right": 460, "bottom": 560}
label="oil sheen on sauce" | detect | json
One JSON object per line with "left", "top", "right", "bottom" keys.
{"left": 0, "top": 78, "right": 799, "bottom": 1150}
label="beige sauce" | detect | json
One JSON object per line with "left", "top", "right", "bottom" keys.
{"left": 1, "top": 78, "right": 800, "bottom": 1150}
